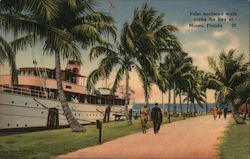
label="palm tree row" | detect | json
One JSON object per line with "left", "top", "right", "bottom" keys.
{"left": 86, "top": 3, "right": 181, "bottom": 121}
{"left": 87, "top": 3, "right": 213, "bottom": 123}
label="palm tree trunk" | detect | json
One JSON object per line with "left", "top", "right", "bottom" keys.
{"left": 168, "top": 89, "right": 171, "bottom": 123}
{"left": 187, "top": 99, "right": 189, "bottom": 115}
{"left": 145, "top": 95, "right": 149, "bottom": 104}
{"left": 10, "top": 54, "right": 18, "bottom": 86}
{"left": 125, "top": 68, "right": 129, "bottom": 121}
{"left": 205, "top": 100, "right": 208, "bottom": 114}
{"left": 179, "top": 94, "right": 183, "bottom": 115}
{"left": 205, "top": 91, "right": 208, "bottom": 113}
{"left": 173, "top": 88, "right": 176, "bottom": 116}
{"left": 193, "top": 102, "right": 197, "bottom": 116}
{"left": 232, "top": 105, "right": 246, "bottom": 124}
{"left": 55, "top": 51, "right": 85, "bottom": 132}
{"left": 162, "top": 91, "right": 165, "bottom": 114}
{"left": 214, "top": 91, "right": 217, "bottom": 108}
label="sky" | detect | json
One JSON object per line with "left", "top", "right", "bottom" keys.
{"left": 0, "top": 0, "right": 249, "bottom": 103}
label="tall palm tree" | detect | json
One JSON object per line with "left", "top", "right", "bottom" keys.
{"left": 192, "top": 68, "right": 206, "bottom": 113}
{"left": 130, "top": 3, "right": 181, "bottom": 103}
{"left": 154, "top": 62, "right": 169, "bottom": 120}
{"left": 0, "top": 0, "right": 116, "bottom": 132}
{"left": 174, "top": 52, "right": 193, "bottom": 116}
{"left": 199, "top": 71, "right": 209, "bottom": 113}
{"left": 87, "top": 21, "right": 158, "bottom": 120}
{"left": 208, "top": 50, "right": 249, "bottom": 124}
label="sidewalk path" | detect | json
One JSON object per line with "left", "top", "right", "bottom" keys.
{"left": 57, "top": 115, "right": 229, "bottom": 159}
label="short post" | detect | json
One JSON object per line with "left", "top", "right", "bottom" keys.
{"left": 96, "top": 120, "right": 103, "bottom": 144}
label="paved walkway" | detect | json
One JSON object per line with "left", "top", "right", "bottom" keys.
{"left": 57, "top": 115, "right": 229, "bottom": 159}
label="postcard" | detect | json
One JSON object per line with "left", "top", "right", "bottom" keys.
{"left": 0, "top": 0, "right": 249, "bottom": 159}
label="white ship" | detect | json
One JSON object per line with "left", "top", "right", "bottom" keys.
{"left": 0, "top": 60, "right": 135, "bottom": 130}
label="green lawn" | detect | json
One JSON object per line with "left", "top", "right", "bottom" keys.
{"left": 0, "top": 116, "right": 184, "bottom": 159}
{"left": 219, "top": 118, "right": 250, "bottom": 159}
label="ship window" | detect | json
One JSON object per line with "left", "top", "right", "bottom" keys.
{"left": 97, "top": 98, "right": 101, "bottom": 104}
{"left": 30, "top": 71, "right": 34, "bottom": 76}
{"left": 7, "top": 124, "right": 10, "bottom": 126}
{"left": 79, "top": 95, "right": 85, "bottom": 103}
{"left": 49, "top": 92, "right": 54, "bottom": 99}
{"left": 41, "top": 111, "right": 44, "bottom": 114}
{"left": 73, "top": 68, "right": 78, "bottom": 73}
{"left": 86, "top": 96, "right": 91, "bottom": 103}
{"left": 122, "top": 100, "right": 125, "bottom": 105}
{"left": 107, "top": 99, "right": 112, "bottom": 105}
{"left": 66, "top": 85, "right": 71, "bottom": 89}
{"left": 16, "top": 124, "right": 19, "bottom": 127}
{"left": 11, "top": 101, "right": 14, "bottom": 104}
{"left": 37, "top": 104, "right": 39, "bottom": 107}
{"left": 25, "top": 102, "right": 28, "bottom": 105}
{"left": 101, "top": 98, "right": 105, "bottom": 104}
{"left": 79, "top": 114, "right": 80, "bottom": 116}
{"left": 91, "top": 96, "right": 96, "bottom": 104}
{"left": 25, "top": 124, "right": 28, "bottom": 127}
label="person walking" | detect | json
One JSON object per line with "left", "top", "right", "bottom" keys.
{"left": 212, "top": 107, "right": 218, "bottom": 120}
{"left": 140, "top": 104, "right": 150, "bottom": 133}
{"left": 128, "top": 109, "right": 133, "bottom": 125}
{"left": 223, "top": 106, "right": 228, "bottom": 119}
{"left": 218, "top": 108, "right": 222, "bottom": 118}
{"left": 151, "top": 103, "right": 163, "bottom": 134}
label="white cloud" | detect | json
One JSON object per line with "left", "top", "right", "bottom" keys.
{"left": 184, "top": 40, "right": 218, "bottom": 71}
{"left": 225, "top": 34, "right": 240, "bottom": 51}
{"left": 183, "top": 30, "right": 240, "bottom": 72}
{"left": 212, "top": 31, "right": 228, "bottom": 38}
{"left": 212, "top": 30, "right": 240, "bottom": 50}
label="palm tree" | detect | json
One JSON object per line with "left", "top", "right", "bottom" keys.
{"left": 0, "top": 34, "right": 36, "bottom": 85}
{"left": 87, "top": 21, "right": 157, "bottom": 120}
{"left": 160, "top": 52, "right": 192, "bottom": 116}
{"left": 0, "top": 0, "right": 116, "bottom": 132}
{"left": 154, "top": 62, "right": 169, "bottom": 120}
{"left": 87, "top": 3, "right": 181, "bottom": 118}
{"left": 208, "top": 50, "right": 249, "bottom": 124}
{"left": 174, "top": 52, "right": 193, "bottom": 116}
{"left": 199, "top": 71, "right": 209, "bottom": 113}
{"left": 130, "top": 3, "right": 181, "bottom": 103}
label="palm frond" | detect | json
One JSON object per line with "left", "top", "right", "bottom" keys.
{"left": 9, "top": 33, "right": 37, "bottom": 53}
{"left": 86, "top": 69, "right": 102, "bottom": 93}
{"left": 110, "top": 67, "right": 125, "bottom": 95}
{"left": 89, "top": 45, "right": 115, "bottom": 61}
{"left": 208, "top": 56, "right": 219, "bottom": 73}
{"left": 134, "top": 63, "right": 152, "bottom": 100}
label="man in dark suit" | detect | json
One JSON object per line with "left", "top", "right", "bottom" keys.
{"left": 151, "top": 103, "right": 163, "bottom": 134}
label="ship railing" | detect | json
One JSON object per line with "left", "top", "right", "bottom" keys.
{"left": 0, "top": 85, "right": 47, "bottom": 98}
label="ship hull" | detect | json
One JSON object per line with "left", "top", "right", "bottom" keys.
{"left": 0, "top": 92, "right": 125, "bottom": 130}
